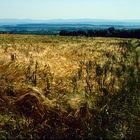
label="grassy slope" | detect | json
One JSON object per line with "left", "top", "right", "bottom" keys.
{"left": 0, "top": 34, "right": 140, "bottom": 139}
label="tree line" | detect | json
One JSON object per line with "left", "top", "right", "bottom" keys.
{"left": 59, "top": 27, "right": 140, "bottom": 38}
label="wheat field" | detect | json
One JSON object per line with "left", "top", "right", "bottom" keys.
{"left": 0, "top": 34, "right": 140, "bottom": 139}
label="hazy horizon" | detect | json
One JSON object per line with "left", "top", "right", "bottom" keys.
{"left": 0, "top": 18, "right": 140, "bottom": 21}
{"left": 0, "top": 0, "right": 140, "bottom": 20}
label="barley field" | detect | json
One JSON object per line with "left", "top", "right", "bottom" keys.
{"left": 0, "top": 34, "right": 140, "bottom": 139}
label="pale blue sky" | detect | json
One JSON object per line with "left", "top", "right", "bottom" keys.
{"left": 0, "top": 0, "right": 140, "bottom": 20}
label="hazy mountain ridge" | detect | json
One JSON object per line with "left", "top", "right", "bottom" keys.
{"left": 0, "top": 18, "right": 140, "bottom": 26}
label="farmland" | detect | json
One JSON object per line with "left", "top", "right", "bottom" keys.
{"left": 0, "top": 34, "right": 140, "bottom": 139}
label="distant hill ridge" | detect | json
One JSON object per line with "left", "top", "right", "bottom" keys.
{"left": 0, "top": 18, "right": 140, "bottom": 26}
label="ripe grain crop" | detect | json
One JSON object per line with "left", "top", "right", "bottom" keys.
{"left": 0, "top": 34, "right": 139, "bottom": 139}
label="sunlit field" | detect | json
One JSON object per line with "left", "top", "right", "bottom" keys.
{"left": 0, "top": 34, "right": 140, "bottom": 139}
